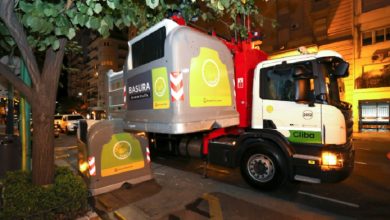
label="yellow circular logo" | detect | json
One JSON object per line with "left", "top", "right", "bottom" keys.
{"left": 154, "top": 77, "right": 166, "bottom": 97}
{"left": 266, "top": 105, "right": 274, "bottom": 113}
{"left": 201, "top": 59, "right": 220, "bottom": 87}
{"left": 113, "top": 141, "right": 132, "bottom": 160}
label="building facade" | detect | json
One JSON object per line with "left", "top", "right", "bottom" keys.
{"left": 260, "top": 0, "right": 390, "bottom": 131}
{"left": 68, "top": 35, "right": 127, "bottom": 118}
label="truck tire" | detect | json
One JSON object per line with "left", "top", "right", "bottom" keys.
{"left": 240, "top": 141, "right": 287, "bottom": 190}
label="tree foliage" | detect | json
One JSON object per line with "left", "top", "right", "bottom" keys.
{"left": 1, "top": 0, "right": 262, "bottom": 53}
{"left": 0, "top": 0, "right": 263, "bottom": 186}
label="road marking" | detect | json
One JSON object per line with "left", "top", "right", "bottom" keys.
{"left": 357, "top": 147, "right": 371, "bottom": 151}
{"left": 202, "top": 193, "right": 223, "bottom": 220}
{"left": 114, "top": 211, "right": 127, "bottom": 220}
{"left": 354, "top": 161, "right": 368, "bottom": 165}
{"left": 298, "top": 191, "right": 360, "bottom": 208}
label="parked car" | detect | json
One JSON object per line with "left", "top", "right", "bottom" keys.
{"left": 60, "top": 114, "right": 84, "bottom": 134}
{"left": 54, "top": 114, "right": 62, "bottom": 126}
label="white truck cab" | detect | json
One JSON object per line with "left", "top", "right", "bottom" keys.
{"left": 250, "top": 50, "right": 354, "bottom": 184}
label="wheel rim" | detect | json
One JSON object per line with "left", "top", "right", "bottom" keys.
{"left": 247, "top": 153, "right": 275, "bottom": 183}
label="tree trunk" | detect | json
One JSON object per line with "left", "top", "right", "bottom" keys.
{"left": 31, "top": 94, "right": 56, "bottom": 185}
{"left": 30, "top": 40, "right": 66, "bottom": 185}
{"left": 1, "top": 0, "right": 67, "bottom": 185}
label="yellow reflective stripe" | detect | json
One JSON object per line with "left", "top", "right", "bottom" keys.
{"left": 101, "top": 160, "right": 144, "bottom": 177}
{"left": 202, "top": 193, "right": 223, "bottom": 220}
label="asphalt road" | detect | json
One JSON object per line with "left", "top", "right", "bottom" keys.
{"left": 55, "top": 131, "right": 390, "bottom": 219}
{"left": 150, "top": 132, "right": 390, "bottom": 219}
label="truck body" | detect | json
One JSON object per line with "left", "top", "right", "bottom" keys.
{"left": 107, "top": 19, "right": 354, "bottom": 189}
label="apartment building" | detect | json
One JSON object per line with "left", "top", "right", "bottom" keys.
{"left": 259, "top": 0, "right": 390, "bottom": 131}
{"left": 68, "top": 33, "right": 127, "bottom": 118}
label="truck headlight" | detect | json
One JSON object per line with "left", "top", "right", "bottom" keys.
{"left": 321, "top": 152, "right": 343, "bottom": 167}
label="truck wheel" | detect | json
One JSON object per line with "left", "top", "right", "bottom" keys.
{"left": 240, "top": 142, "right": 287, "bottom": 190}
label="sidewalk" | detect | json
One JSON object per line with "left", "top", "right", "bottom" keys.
{"left": 353, "top": 131, "right": 390, "bottom": 141}
{"left": 97, "top": 163, "right": 347, "bottom": 220}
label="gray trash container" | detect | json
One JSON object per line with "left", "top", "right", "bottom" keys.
{"left": 0, "top": 135, "right": 21, "bottom": 178}
{"left": 77, "top": 119, "right": 153, "bottom": 196}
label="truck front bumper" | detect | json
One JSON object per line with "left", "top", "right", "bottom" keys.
{"left": 292, "top": 141, "right": 355, "bottom": 183}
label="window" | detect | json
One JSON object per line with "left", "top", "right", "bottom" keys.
{"left": 131, "top": 27, "right": 166, "bottom": 68}
{"left": 260, "top": 62, "right": 314, "bottom": 102}
{"left": 261, "top": 68, "right": 295, "bottom": 101}
{"left": 362, "top": 31, "right": 372, "bottom": 46}
{"left": 386, "top": 28, "right": 390, "bottom": 40}
{"left": 375, "top": 29, "right": 385, "bottom": 43}
{"left": 355, "top": 63, "right": 390, "bottom": 89}
{"left": 362, "top": 26, "right": 390, "bottom": 46}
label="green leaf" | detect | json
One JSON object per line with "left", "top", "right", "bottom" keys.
{"left": 42, "top": 21, "right": 54, "bottom": 35}
{"left": 72, "top": 15, "right": 79, "bottom": 25}
{"left": 86, "top": 17, "right": 100, "bottom": 29}
{"left": 220, "top": 0, "right": 230, "bottom": 8}
{"left": 94, "top": 3, "right": 103, "bottom": 14}
{"left": 43, "top": 8, "right": 55, "bottom": 17}
{"left": 122, "top": 15, "right": 131, "bottom": 26}
{"left": 86, "top": 0, "right": 93, "bottom": 6}
{"left": 114, "top": 19, "right": 123, "bottom": 28}
{"left": 107, "top": 0, "right": 116, "bottom": 9}
{"left": 87, "top": 8, "right": 94, "bottom": 16}
{"left": 217, "top": 1, "right": 224, "bottom": 10}
{"left": 19, "top": 1, "right": 33, "bottom": 13}
{"left": 52, "top": 39, "right": 60, "bottom": 50}
{"left": 55, "top": 27, "right": 63, "bottom": 36}
{"left": 79, "top": 15, "right": 88, "bottom": 26}
{"left": 103, "top": 16, "right": 114, "bottom": 29}
{"left": 77, "top": 2, "right": 88, "bottom": 14}
{"left": 67, "top": 28, "right": 76, "bottom": 40}
{"left": 56, "top": 15, "right": 69, "bottom": 27}
{"left": 98, "top": 25, "right": 110, "bottom": 38}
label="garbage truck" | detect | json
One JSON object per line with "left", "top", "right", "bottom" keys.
{"left": 106, "top": 18, "right": 354, "bottom": 190}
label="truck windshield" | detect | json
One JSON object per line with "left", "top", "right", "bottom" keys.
{"left": 319, "top": 61, "right": 343, "bottom": 107}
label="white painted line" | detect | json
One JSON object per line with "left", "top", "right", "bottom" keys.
{"left": 355, "top": 161, "right": 368, "bottom": 165}
{"left": 357, "top": 147, "right": 371, "bottom": 151}
{"left": 298, "top": 191, "right": 360, "bottom": 208}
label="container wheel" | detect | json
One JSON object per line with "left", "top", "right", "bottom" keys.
{"left": 240, "top": 141, "right": 287, "bottom": 190}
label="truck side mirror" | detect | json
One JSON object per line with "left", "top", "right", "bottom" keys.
{"left": 334, "top": 61, "right": 349, "bottom": 77}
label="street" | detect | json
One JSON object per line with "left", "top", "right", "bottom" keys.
{"left": 55, "top": 132, "right": 390, "bottom": 219}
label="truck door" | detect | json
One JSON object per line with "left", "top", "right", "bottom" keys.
{"left": 254, "top": 62, "right": 323, "bottom": 144}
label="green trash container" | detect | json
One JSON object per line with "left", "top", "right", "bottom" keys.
{"left": 77, "top": 119, "right": 153, "bottom": 196}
